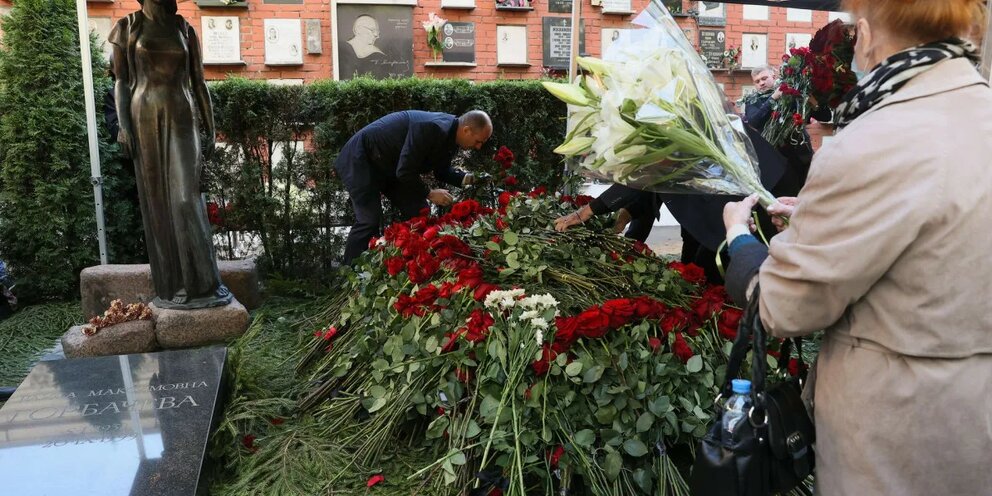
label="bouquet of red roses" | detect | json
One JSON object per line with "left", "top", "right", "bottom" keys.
{"left": 762, "top": 19, "right": 857, "bottom": 147}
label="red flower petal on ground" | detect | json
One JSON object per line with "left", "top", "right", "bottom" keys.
{"left": 367, "top": 474, "right": 385, "bottom": 488}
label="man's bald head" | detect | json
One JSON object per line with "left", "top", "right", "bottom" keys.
{"left": 456, "top": 110, "right": 493, "bottom": 150}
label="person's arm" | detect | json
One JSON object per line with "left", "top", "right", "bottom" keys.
{"left": 744, "top": 96, "right": 774, "bottom": 130}
{"left": 433, "top": 160, "right": 466, "bottom": 188}
{"left": 589, "top": 184, "right": 643, "bottom": 215}
{"left": 108, "top": 19, "right": 133, "bottom": 158}
{"left": 187, "top": 24, "right": 215, "bottom": 158}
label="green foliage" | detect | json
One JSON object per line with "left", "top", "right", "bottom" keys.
{"left": 0, "top": 0, "right": 141, "bottom": 301}
{"left": 204, "top": 76, "right": 567, "bottom": 281}
{"left": 0, "top": 302, "right": 82, "bottom": 388}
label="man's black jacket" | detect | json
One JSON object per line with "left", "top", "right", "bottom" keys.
{"left": 335, "top": 110, "right": 466, "bottom": 197}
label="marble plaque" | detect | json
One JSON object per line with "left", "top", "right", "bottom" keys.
{"left": 698, "top": 29, "right": 725, "bottom": 69}
{"left": 828, "top": 11, "right": 852, "bottom": 23}
{"left": 0, "top": 348, "right": 227, "bottom": 496}
{"left": 697, "top": 1, "right": 725, "bottom": 27}
{"left": 264, "top": 18, "right": 304, "bottom": 66}
{"left": 442, "top": 21, "right": 475, "bottom": 63}
{"left": 601, "top": 28, "right": 629, "bottom": 58}
{"left": 786, "top": 32, "right": 812, "bottom": 53}
{"left": 787, "top": 8, "right": 813, "bottom": 22}
{"left": 542, "top": 17, "right": 586, "bottom": 69}
{"left": 335, "top": 4, "right": 413, "bottom": 80}
{"left": 742, "top": 5, "right": 768, "bottom": 21}
{"left": 87, "top": 17, "right": 113, "bottom": 59}
{"left": 202, "top": 16, "right": 242, "bottom": 64}
{"left": 440, "top": 0, "right": 476, "bottom": 8}
{"left": 548, "top": 0, "right": 571, "bottom": 14}
{"left": 741, "top": 33, "right": 767, "bottom": 69}
{"left": 496, "top": 25, "right": 528, "bottom": 65}
{"left": 305, "top": 19, "right": 322, "bottom": 54}
{"left": 601, "top": 0, "right": 631, "bottom": 14}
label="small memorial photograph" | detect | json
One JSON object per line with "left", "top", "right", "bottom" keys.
{"left": 601, "top": 27, "right": 630, "bottom": 57}
{"left": 696, "top": 1, "right": 725, "bottom": 26}
{"left": 264, "top": 18, "right": 303, "bottom": 66}
{"left": 496, "top": 0, "right": 532, "bottom": 9}
{"left": 542, "top": 17, "right": 586, "bottom": 69}
{"left": 496, "top": 24, "right": 528, "bottom": 65}
{"left": 305, "top": 19, "right": 322, "bottom": 55}
{"left": 741, "top": 33, "right": 767, "bottom": 69}
{"left": 335, "top": 4, "right": 414, "bottom": 80}
{"left": 441, "top": 21, "right": 475, "bottom": 63}
{"left": 201, "top": 16, "right": 242, "bottom": 65}
{"left": 785, "top": 32, "right": 813, "bottom": 53}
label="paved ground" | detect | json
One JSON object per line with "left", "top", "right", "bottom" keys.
{"left": 645, "top": 225, "right": 683, "bottom": 257}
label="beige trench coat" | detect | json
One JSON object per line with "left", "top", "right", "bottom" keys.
{"left": 757, "top": 58, "right": 992, "bottom": 496}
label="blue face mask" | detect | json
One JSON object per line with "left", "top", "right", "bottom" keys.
{"left": 851, "top": 56, "right": 867, "bottom": 81}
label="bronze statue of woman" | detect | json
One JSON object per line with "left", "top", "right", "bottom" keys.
{"left": 109, "top": 0, "right": 232, "bottom": 310}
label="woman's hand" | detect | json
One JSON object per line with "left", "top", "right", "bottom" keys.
{"left": 554, "top": 207, "right": 589, "bottom": 232}
{"left": 768, "top": 197, "right": 798, "bottom": 232}
{"left": 723, "top": 193, "right": 759, "bottom": 232}
{"left": 117, "top": 128, "right": 133, "bottom": 159}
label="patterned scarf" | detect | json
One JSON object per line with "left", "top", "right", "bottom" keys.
{"left": 834, "top": 38, "right": 979, "bottom": 128}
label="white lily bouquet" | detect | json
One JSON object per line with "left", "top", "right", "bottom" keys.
{"left": 422, "top": 12, "right": 447, "bottom": 62}
{"left": 543, "top": 0, "right": 776, "bottom": 207}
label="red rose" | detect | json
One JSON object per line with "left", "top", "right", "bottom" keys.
{"left": 423, "top": 225, "right": 440, "bottom": 240}
{"left": 548, "top": 445, "right": 565, "bottom": 467}
{"left": 718, "top": 308, "right": 742, "bottom": 340}
{"left": 451, "top": 201, "right": 474, "bottom": 219}
{"left": 632, "top": 296, "right": 666, "bottom": 320}
{"left": 672, "top": 333, "right": 694, "bottom": 363}
{"left": 441, "top": 331, "right": 461, "bottom": 353}
{"left": 648, "top": 337, "right": 662, "bottom": 353}
{"left": 575, "top": 306, "right": 611, "bottom": 339}
{"left": 458, "top": 265, "right": 484, "bottom": 288}
{"left": 473, "top": 283, "right": 499, "bottom": 302}
{"left": 455, "top": 367, "right": 473, "bottom": 383}
{"left": 495, "top": 217, "right": 508, "bottom": 231}
{"left": 660, "top": 308, "right": 691, "bottom": 334}
{"left": 385, "top": 256, "right": 405, "bottom": 276}
{"left": 498, "top": 191, "right": 514, "bottom": 208}
{"left": 669, "top": 262, "right": 706, "bottom": 284}
{"left": 528, "top": 186, "right": 547, "bottom": 198}
{"left": 788, "top": 358, "right": 801, "bottom": 377}
{"left": 503, "top": 175, "right": 518, "bottom": 188}
{"left": 464, "top": 309, "right": 495, "bottom": 342}
{"left": 792, "top": 113, "right": 804, "bottom": 126}
{"left": 601, "top": 298, "right": 636, "bottom": 329}
{"left": 552, "top": 315, "right": 580, "bottom": 353}
{"left": 573, "top": 195, "right": 593, "bottom": 206}
{"left": 493, "top": 145, "right": 515, "bottom": 169}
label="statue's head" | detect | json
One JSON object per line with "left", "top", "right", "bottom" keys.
{"left": 352, "top": 15, "right": 380, "bottom": 45}
{"left": 138, "top": 0, "right": 179, "bottom": 14}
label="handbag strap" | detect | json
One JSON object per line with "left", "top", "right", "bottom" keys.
{"left": 720, "top": 283, "right": 764, "bottom": 398}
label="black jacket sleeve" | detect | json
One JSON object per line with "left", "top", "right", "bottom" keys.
{"left": 589, "top": 184, "right": 645, "bottom": 215}
{"left": 744, "top": 96, "right": 774, "bottom": 131}
{"left": 433, "top": 158, "right": 466, "bottom": 188}
{"left": 395, "top": 124, "right": 432, "bottom": 197}
{"left": 725, "top": 242, "right": 769, "bottom": 307}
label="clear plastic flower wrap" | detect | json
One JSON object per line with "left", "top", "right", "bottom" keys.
{"left": 543, "top": 0, "right": 776, "bottom": 207}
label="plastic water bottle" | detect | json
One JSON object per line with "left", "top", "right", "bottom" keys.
{"left": 722, "top": 379, "right": 752, "bottom": 440}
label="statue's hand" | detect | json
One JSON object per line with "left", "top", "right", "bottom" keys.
{"left": 117, "top": 128, "right": 133, "bottom": 159}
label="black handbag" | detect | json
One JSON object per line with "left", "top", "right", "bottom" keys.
{"left": 689, "top": 284, "right": 815, "bottom": 496}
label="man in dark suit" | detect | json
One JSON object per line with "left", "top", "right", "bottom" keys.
{"left": 336, "top": 109, "right": 492, "bottom": 264}
{"left": 744, "top": 65, "right": 832, "bottom": 194}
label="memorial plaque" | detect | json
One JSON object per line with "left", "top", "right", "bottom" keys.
{"left": 785, "top": 32, "right": 812, "bottom": 53}
{"left": 305, "top": 19, "right": 322, "bottom": 54}
{"left": 697, "top": 1, "right": 725, "bottom": 27}
{"left": 441, "top": 21, "right": 475, "bottom": 64}
{"left": 201, "top": 16, "right": 242, "bottom": 65}
{"left": 742, "top": 5, "right": 768, "bottom": 20}
{"left": 699, "top": 29, "right": 725, "bottom": 69}
{"left": 548, "top": 0, "right": 571, "bottom": 14}
{"left": 741, "top": 33, "right": 767, "bottom": 68}
{"left": 496, "top": 25, "right": 528, "bottom": 65}
{"left": 828, "top": 11, "right": 852, "bottom": 23}
{"left": 264, "top": 18, "right": 304, "bottom": 66}
{"left": 335, "top": 4, "right": 414, "bottom": 80}
{"left": 440, "top": 0, "right": 476, "bottom": 8}
{"left": 542, "top": 17, "right": 586, "bottom": 70}
{"left": 0, "top": 347, "right": 227, "bottom": 495}
{"left": 787, "top": 7, "right": 813, "bottom": 22}
{"left": 601, "top": 0, "right": 632, "bottom": 14}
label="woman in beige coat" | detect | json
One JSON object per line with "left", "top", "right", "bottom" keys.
{"left": 721, "top": 1, "right": 992, "bottom": 494}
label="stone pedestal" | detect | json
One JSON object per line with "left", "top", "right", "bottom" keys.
{"left": 62, "top": 320, "right": 157, "bottom": 358}
{"left": 152, "top": 298, "right": 250, "bottom": 349}
{"left": 80, "top": 260, "right": 262, "bottom": 319}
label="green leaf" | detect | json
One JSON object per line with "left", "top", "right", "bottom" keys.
{"left": 465, "top": 420, "right": 481, "bottom": 439}
{"left": 368, "top": 385, "right": 387, "bottom": 399}
{"left": 595, "top": 405, "right": 617, "bottom": 424}
{"left": 583, "top": 365, "right": 605, "bottom": 383}
{"left": 649, "top": 396, "right": 671, "bottom": 416}
{"left": 564, "top": 361, "right": 583, "bottom": 377}
{"left": 448, "top": 449, "right": 467, "bottom": 466}
{"left": 623, "top": 438, "right": 649, "bottom": 457}
{"left": 604, "top": 450, "right": 623, "bottom": 481}
{"left": 574, "top": 429, "right": 595, "bottom": 448}
{"left": 480, "top": 395, "right": 500, "bottom": 419}
{"left": 503, "top": 231, "right": 519, "bottom": 246}
{"left": 633, "top": 468, "right": 654, "bottom": 493}
{"left": 485, "top": 241, "right": 501, "bottom": 251}
{"left": 367, "top": 397, "right": 387, "bottom": 413}
{"left": 424, "top": 336, "right": 439, "bottom": 354}
{"left": 686, "top": 355, "right": 703, "bottom": 373}
{"left": 636, "top": 412, "right": 654, "bottom": 433}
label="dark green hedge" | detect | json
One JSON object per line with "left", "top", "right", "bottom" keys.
{"left": 206, "top": 77, "right": 568, "bottom": 281}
